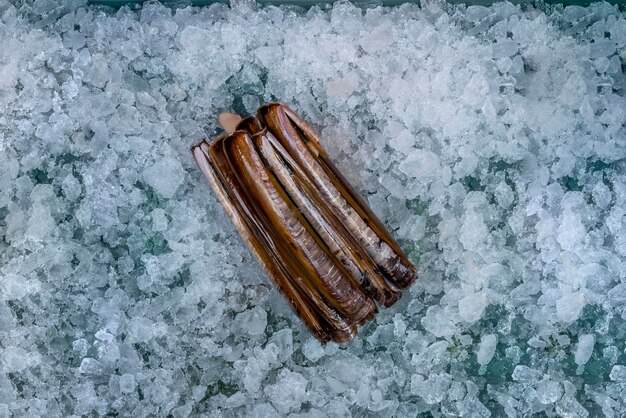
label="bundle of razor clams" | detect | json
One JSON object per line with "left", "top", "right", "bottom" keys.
{"left": 193, "top": 103, "right": 417, "bottom": 343}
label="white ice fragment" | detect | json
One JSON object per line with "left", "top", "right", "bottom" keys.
{"left": 128, "top": 317, "right": 155, "bottom": 342}
{"left": 151, "top": 208, "right": 169, "bottom": 232}
{"left": 592, "top": 182, "right": 612, "bottom": 209}
{"left": 590, "top": 39, "right": 616, "bottom": 58}
{"left": 559, "top": 74, "right": 586, "bottom": 105}
{"left": 459, "top": 211, "right": 489, "bottom": 250}
{"left": 476, "top": 334, "right": 497, "bottom": 367}
{"left": 496, "top": 57, "right": 512, "bottom": 73}
{"left": 399, "top": 149, "right": 441, "bottom": 180}
{"left": 62, "top": 173, "right": 82, "bottom": 201}
{"left": 171, "top": 404, "right": 193, "bottom": 418}
{"left": 243, "top": 357, "right": 263, "bottom": 393}
{"left": 557, "top": 212, "right": 586, "bottom": 252}
{"left": 528, "top": 337, "right": 546, "bottom": 349}
{"left": 492, "top": 40, "right": 518, "bottom": 57}
{"left": 0, "top": 274, "right": 30, "bottom": 300}
{"left": 0, "top": 41, "right": 20, "bottom": 91}
{"left": 79, "top": 358, "right": 103, "bottom": 375}
{"left": 264, "top": 370, "right": 307, "bottom": 414}
{"left": 25, "top": 205, "right": 54, "bottom": 241}
{"left": 535, "top": 379, "right": 563, "bottom": 405}
{"left": 494, "top": 181, "right": 514, "bottom": 209}
{"left": 254, "top": 46, "right": 282, "bottom": 69}
{"left": 360, "top": 26, "right": 394, "bottom": 54}
{"left": 608, "top": 283, "right": 626, "bottom": 306}
{"left": 2, "top": 347, "right": 30, "bottom": 372}
{"left": 609, "top": 365, "right": 626, "bottom": 382}
{"left": 422, "top": 306, "right": 458, "bottom": 337}
{"left": 326, "top": 72, "right": 359, "bottom": 98}
{"left": 143, "top": 157, "right": 185, "bottom": 199}
{"left": 268, "top": 329, "right": 293, "bottom": 361}
{"left": 252, "top": 403, "right": 280, "bottom": 418}
{"left": 462, "top": 74, "right": 490, "bottom": 107}
{"left": 556, "top": 292, "right": 585, "bottom": 323}
{"left": 393, "top": 314, "right": 407, "bottom": 337}
{"left": 594, "top": 57, "right": 610, "bottom": 73}
{"left": 235, "top": 306, "right": 267, "bottom": 336}
{"left": 579, "top": 98, "right": 595, "bottom": 123}
{"left": 72, "top": 339, "right": 90, "bottom": 357}
{"left": 511, "top": 365, "right": 542, "bottom": 382}
{"left": 574, "top": 334, "right": 595, "bottom": 367}
{"left": 242, "top": 94, "right": 260, "bottom": 114}
{"left": 224, "top": 392, "right": 246, "bottom": 409}
{"left": 86, "top": 56, "right": 111, "bottom": 88}
{"left": 95, "top": 330, "right": 114, "bottom": 343}
{"left": 459, "top": 292, "right": 489, "bottom": 324}
{"left": 481, "top": 99, "right": 497, "bottom": 123}
{"left": 119, "top": 374, "right": 136, "bottom": 394}
{"left": 410, "top": 373, "right": 451, "bottom": 404}
{"left": 302, "top": 338, "right": 324, "bottom": 362}
{"left": 389, "top": 129, "right": 415, "bottom": 155}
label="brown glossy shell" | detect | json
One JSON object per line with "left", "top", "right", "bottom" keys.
{"left": 192, "top": 103, "right": 417, "bottom": 343}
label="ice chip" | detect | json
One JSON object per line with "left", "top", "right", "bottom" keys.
{"left": 512, "top": 365, "right": 542, "bottom": 382}
{"left": 399, "top": 149, "right": 441, "bottom": 181}
{"left": 2, "top": 347, "right": 30, "bottom": 372}
{"left": 268, "top": 329, "right": 293, "bottom": 361}
{"left": 143, "top": 157, "right": 185, "bottom": 199}
{"left": 302, "top": 338, "right": 325, "bottom": 362}
{"left": 422, "top": 306, "right": 458, "bottom": 337}
{"left": 556, "top": 292, "right": 586, "bottom": 323}
{"left": 235, "top": 307, "right": 267, "bottom": 336}
{"left": 574, "top": 334, "right": 595, "bottom": 367}
{"left": 410, "top": 373, "right": 452, "bottom": 404}
{"left": 476, "top": 334, "right": 497, "bottom": 367}
{"left": 326, "top": 72, "right": 359, "bottom": 98}
{"left": 536, "top": 379, "right": 563, "bottom": 405}
{"left": 79, "top": 358, "right": 103, "bottom": 375}
{"left": 264, "top": 370, "right": 307, "bottom": 414}
{"left": 459, "top": 292, "right": 489, "bottom": 324}
{"left": 609, "top": 365, "right": 626, "bottom": 382}
{"left": 360, "top": 26, "right": 394, "bottom": 54}
{"left": 119, "top": 374, "right": 136, "bottom": 394}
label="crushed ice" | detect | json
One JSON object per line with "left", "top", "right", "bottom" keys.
{"left": 0, "top": 0, "right": 625, "bottom": 416}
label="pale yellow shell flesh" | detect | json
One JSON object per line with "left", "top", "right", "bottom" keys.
{"left": 218, "top": 112, "right": 242, "bottom": 133}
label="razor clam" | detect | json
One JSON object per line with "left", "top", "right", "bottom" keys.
{"left": 192, "top": 103, "right": 417, "bottom": 343}
{"left": 251, "top": 130, "right": 402, "bottom": 307}
{"left": 193, "top": 133, "right": 375, "bottom": 343}
{"left": 256, "top": 103, "right": 417, "bottom": 289}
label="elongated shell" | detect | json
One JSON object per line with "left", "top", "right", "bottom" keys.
{"left": 192, "top": 103, "right": 417, "bottom": 343}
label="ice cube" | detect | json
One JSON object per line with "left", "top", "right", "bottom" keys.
{"left": 477, "top": 334, "right": 497, "bottom": 367}
{"left": 263, "top": 370, "right": 307, "bottom": 414}
{"left": 143, "top": 157, "right": 185, "bottom": 199}
{"left": 574, "top": 334, "right": 595, "bottom": 368}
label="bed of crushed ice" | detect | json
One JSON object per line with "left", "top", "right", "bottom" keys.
{"left": 1, "top": 0, "right": 625, "bottom": 416}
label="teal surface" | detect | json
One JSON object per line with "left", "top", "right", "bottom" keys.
{"left": 89, "top": 0, "right": 626, "bottom": 8}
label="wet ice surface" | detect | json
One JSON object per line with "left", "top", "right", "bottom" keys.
{"left": 0, "top": 0, "right": 625, "bottom": 416}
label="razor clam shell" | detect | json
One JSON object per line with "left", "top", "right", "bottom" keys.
{"left": 195, "top": 140, "right": 357, "bottom": 342}
{"left": 256, "top": 103, "right": 417, "bottom": 289}
{"left": 235, "top": 116, "right": 262, "bottom": 135}
{"left": 193, "top": 103, "right": 417, "bottom": 343}
{"left": 193, "top": 134, "right": 374, "bottom": 343}
{"left": 225, "top": 132, "right": 377, "bottom": 325}
{"left": 252, "top": 130, "right": 402, "bottom": 307}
